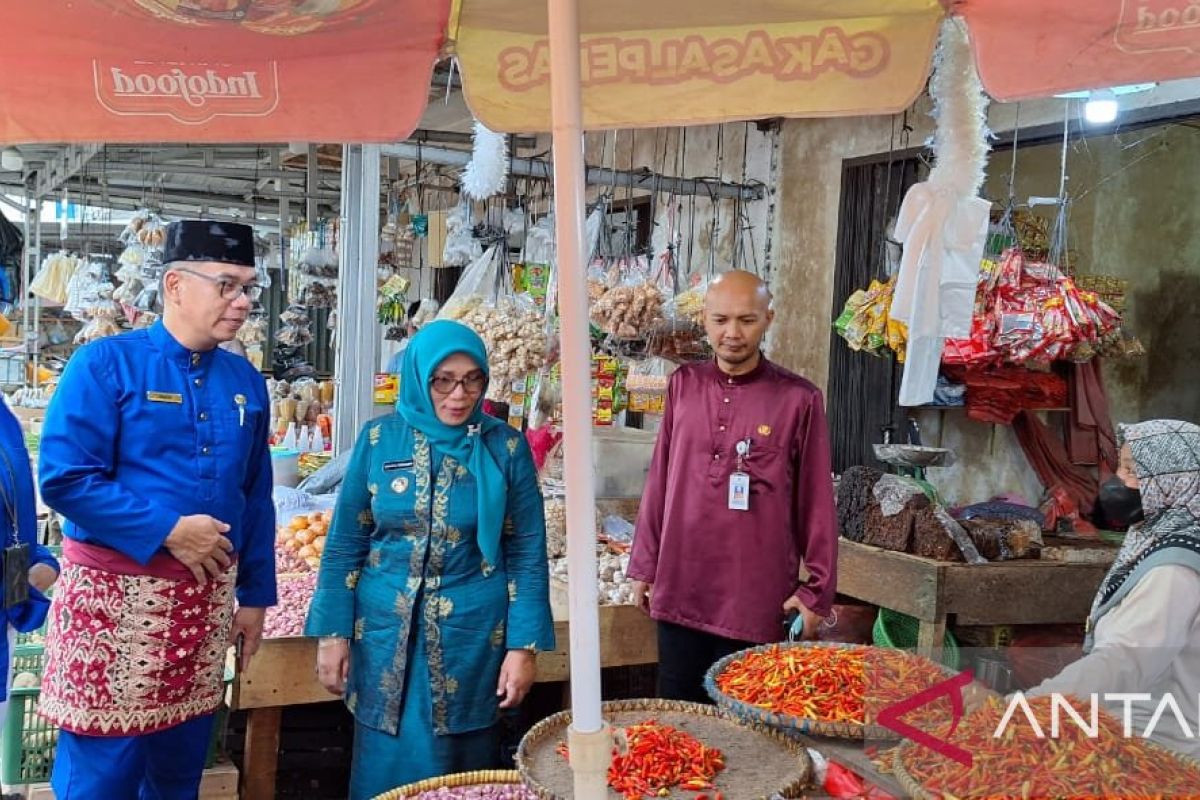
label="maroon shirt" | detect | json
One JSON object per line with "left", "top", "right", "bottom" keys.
{"left": 628, "top": 357, "right": 838, "bottom": 643}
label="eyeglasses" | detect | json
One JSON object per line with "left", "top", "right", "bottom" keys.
{"left": 430, "top": 373, "right": 486, "bottom": 396}
{"left": 173, "top": 267, "right": 263, "bottom": 302}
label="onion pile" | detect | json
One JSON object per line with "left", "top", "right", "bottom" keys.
{"left": 276, "top": 511, "right": 331, "bottom": 571}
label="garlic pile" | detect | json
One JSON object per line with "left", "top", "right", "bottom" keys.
{"left": 591, "top": 283, "right": 664, "bottom": 340}
{"left": 549, "top": 548, "right": 634, "bottom": 606}
{"left": 449, "top": 296, "right": 548, "bottom": 396}
{"left": 545, "top": 497, "right": 566, "bottom": 558}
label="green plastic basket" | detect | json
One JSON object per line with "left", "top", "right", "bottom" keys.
{"left": 1, "top": 645, "right": 54, "bottom": 785}
{"left": 1, "top": 649, "right": 232, "bottom": 786}
{"left": 872, "top": 607, "right": 960, "bottom": 670}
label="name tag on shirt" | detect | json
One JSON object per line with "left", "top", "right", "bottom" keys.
{"left": 146, "top": 391, "right": 183, "bottom": 404}
{"left": 383, "top": 460, "right": 413, "bottom": 472}
{"left": 728, "top": 471, "right": 750, "bottom": 511}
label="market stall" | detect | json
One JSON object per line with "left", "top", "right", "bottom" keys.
{"left": 836, "top": 538, "right": 1113, "bottom": 659}
{"left": 231, "top": 587, "right": 656, "bottom": 800}
{"left": 3, "top": 2, "right": 1199, "bottom": 799}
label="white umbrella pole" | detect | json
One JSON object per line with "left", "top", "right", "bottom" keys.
{"left": 547, "top": 0, "right": 610, "bottom": 797}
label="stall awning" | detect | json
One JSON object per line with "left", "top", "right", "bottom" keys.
{"left": 0, "top": 0, "right": 448, "bottom": 144}
{"left": 960, "top": 0, "right": 1200, "bottom": 101}
{"left": 453, "top": 0, "right": 946, "bottom": 132}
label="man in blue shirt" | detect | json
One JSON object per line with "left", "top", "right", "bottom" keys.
{"left": 37, "top": 220, "right": 277, "bottom": 799}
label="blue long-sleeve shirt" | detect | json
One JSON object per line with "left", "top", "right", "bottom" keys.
{"left": 0, "top": 401, "right": 59, "bottom": 700}
{"left": 38, "top": 321, "right": 277, "bottom": 607}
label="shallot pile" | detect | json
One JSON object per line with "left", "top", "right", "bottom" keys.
{"left": 263, "top": 572, "right": 317, "bottom": 639}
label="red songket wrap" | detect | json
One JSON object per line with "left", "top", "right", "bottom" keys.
{"left": 39, "top": 540, "right": 235, "bottom": 736}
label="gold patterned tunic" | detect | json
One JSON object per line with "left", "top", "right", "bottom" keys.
{"left": 306, "top": 417, "right": 555, "bottom": 736}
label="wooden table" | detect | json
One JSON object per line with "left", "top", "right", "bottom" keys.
{"left": 837, "top": 539, "right": 1114, "bottom": 660}
{"left": 232, "top": 593, "right": 657, "bottom": 800}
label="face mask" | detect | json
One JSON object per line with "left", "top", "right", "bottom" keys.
{"left": 1098, "top": 475, "right": 1144, "bottom": 528}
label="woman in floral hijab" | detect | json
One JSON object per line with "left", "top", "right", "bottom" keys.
{"left": 1030, "top": 419, "right": 1200, "bottom": 760}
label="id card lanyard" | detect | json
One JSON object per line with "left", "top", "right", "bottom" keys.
{"left": 728, "top": 438, "right": 751, "bottom": 511}
{"left": 0, "top": 446, "right": 29, "bottom": 609}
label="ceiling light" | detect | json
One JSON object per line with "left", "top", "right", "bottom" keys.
{"left": 1084, "top": 89, "right": 1119, "bottom": 125}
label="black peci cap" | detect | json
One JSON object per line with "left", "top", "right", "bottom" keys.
{"left": 162, "top": 220, "right": 255, "bottom": 268}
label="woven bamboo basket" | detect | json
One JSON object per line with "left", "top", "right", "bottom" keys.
{"left": 705, "top": 642, "right": 953, "bottom": 741}
{"left": 890, "top": 748, "right": 933, "bottom": 800}
{"left": 891, "top": 737, "right": 1200, "bottom": 799}
{"left": 516, "top": 699, "right": 812, "bottom": 800}
{"left": 372, "top": 769, "right": 529, "bottom": 800}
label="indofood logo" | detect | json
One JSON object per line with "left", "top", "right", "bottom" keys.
{"left": 93, "top": 60, "right": 280, "bottom": 124}
{"left": 1117, "top": 1, "right": 1200, "bottom": 53}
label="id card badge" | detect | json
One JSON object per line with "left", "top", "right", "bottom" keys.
{"left": 728, "top": 471, "right": 750, "bottom": 511}
{"left": 3, "top": 543, "right": 30, "bottom": 609}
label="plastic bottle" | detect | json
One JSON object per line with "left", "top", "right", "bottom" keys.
{"left": 281, "top": 422, "right": 298, "bottom": 451}
{"left": 310, "top": 426, "right": 325, "bottom": 454}
{"left": 298, "top": 425, "right": 312, "bottom": 453}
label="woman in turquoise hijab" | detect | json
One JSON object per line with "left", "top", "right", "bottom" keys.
{"left": 306, "top": 321, "right": 555, "bottom": 798}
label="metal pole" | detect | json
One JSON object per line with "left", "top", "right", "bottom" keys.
{"left": 546, "top": 0, "right": 609, "bottom": 798}
{"left": 331, "top": 145, "right": 381, "bottom": 455}
{"left": 306, "top": 144, "right": 320, "bottom": 224}
{"left": 20, "top": 187, "right": 32, "bottom": 389}
{"left": 380, "top": 142, "right": 763, "bottom": 202}
{"left": 31, "top": 194, "right": 42, "bottom": 390}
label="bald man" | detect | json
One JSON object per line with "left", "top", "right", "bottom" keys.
{"left": 628, "top": 270, "right": 838, "bottom": 703}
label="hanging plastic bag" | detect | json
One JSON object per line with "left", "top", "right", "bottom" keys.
{"left": 29, "top": 253, "right": 80, "bottom": 305}
{"left": 442, "top": 199, "right": 483, "bottom": 267}
{"left": 456, "top": 293, "right": 549, "bottom": 401}
{"left": 439, "top": 245, "right": 504, "bottom": 321}
{"left": 589, "top": 257, "right": 665, "bottom": 341}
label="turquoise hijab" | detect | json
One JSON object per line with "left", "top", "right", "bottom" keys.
{"left": 397, "top": 320, "right": 507, "bottom": 566}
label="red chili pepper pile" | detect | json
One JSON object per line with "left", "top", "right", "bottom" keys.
{"left": 556, "top": 720, "right": 726, "bottom": 799}
{"left": 900, "top": 695, "right": 1200, "bottom": 798}
{"left": 716, "top": 645, "right": 951, "bottom": 728}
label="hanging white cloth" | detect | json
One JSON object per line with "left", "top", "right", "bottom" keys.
{"left": 890, "top": 181, "right": 991, "bottom": 407}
